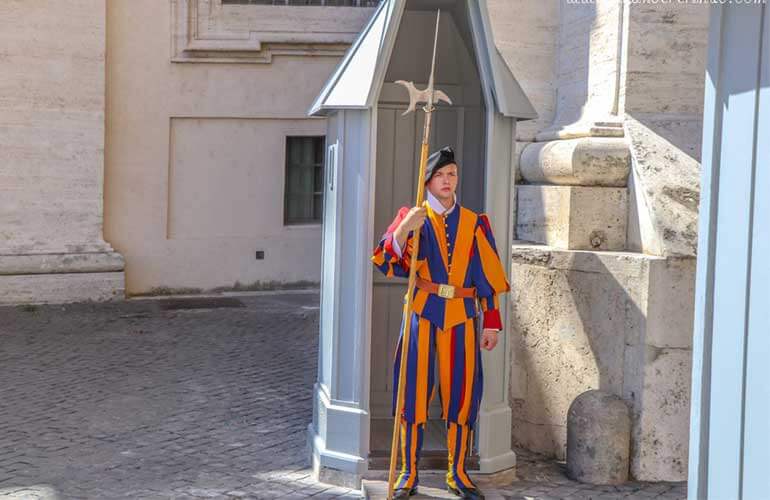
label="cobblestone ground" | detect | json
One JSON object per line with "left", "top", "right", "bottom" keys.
{"left": 0, "top": 291, "right": 687, "bottom": 500}
{"left": 364, "top": 448, "right": 686, "bottom": 500}
{"left": 496, "top": 449, "right": 686, "bottom": 499}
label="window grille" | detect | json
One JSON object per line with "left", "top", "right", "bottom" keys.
{"left": 284, "top": 136, "right": 325, "bottom": 225}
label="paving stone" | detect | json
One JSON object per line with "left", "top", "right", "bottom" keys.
{"left": 0, "top": 292, "right": 687, "bottom": 500}
{"left": 0, "top": 292, "right": 353, "bottom": 499}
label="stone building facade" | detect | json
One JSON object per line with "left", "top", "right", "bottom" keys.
{"left": 501, "top": 1, "right": 708, "bottom": 482}
{"left": 0, "top": 0, "right": 706, "bottom": 483}
{"left": 106, "top": 0, "right": 375, "bottom": 296}
{"left": 0, "top": 0, "right": 124, "bottom": 304}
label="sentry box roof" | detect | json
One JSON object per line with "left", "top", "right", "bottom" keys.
{"left": 308, "top": 0, "right": 537, "bottom": 120}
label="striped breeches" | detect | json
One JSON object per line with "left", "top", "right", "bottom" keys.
{"left": 392, "top": 312, "right": 484, "bottom": 426}
{"left": 392, "top": 312, "right": 483, "bottom": 492}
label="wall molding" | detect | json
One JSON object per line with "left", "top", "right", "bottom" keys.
{"left": 171, "top": 0, "right": 374, "bottom": 64}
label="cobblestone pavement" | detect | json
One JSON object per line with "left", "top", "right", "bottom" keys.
{"left": 0, "top": 291, "right": 687, "bottom": 500}
{"left": 364, "top": 447, "right": 686, "bottom": 500}
{"left": 495, "top": 449, "right": 686, "bottom": 499}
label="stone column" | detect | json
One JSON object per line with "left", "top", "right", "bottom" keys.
{"left": 0, "top": 0, "right": 124, "bottom": 304}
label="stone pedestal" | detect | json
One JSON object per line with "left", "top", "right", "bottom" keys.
{"left": 516, "top": 185, "right": 627, "bottom": 251}
{"left": 508, "top": 243, "right": 695, "bottom": 481}
{"left": 516, "top": 136, "right": 629, "bottom": 252}
{"left": 0, "top": 254, "right": 124, "bottom": 305}
{"left": 0, "top": 0, "right": 124, "bottom": 304}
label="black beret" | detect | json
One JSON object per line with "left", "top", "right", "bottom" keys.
{"left": 425, "top": 146, "right": 457, "bottom": 183}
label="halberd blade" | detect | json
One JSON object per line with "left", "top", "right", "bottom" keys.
{"left": 395, "top": 80, "right": 452, "bottom": 116}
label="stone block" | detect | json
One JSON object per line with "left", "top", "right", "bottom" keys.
{"left": 627, "top": 348, "right": 691, "bottom": 481}
{"left": 508, "top": 244, "right": 693, "bottom": 481}
{"left": 0, "top": 252, "right": 124, "bottom": 304}
{"left": 509, "top": 245, "right": 641, "bottom": 458}
{"left": 0, "top": 272, "right": 125, "bottom": 305}
{"left": 516, "top": 185, "right": 627, "bottom": 250}
{"left": 0, "top": 252, "right": 124, "bottom": 276}
{"left": 510, "top": 415, "right": 566, "bottom": 461}
{"left": 646, "top": 257, "right": 696, "bottom": 349}
{"left": 520, "top": 138, "right": 630, "bottom": 187}
{"left": 624, "top": 117, "right": 701, "bottom": 257}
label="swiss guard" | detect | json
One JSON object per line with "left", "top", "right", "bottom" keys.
{"left": 371, "top": 146, "right": 510, "bottom": 500}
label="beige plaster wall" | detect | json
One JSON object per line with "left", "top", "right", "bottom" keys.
{"left": 104, "top": 1, "right": 374, "bottom": 294}
{"left": 105, "top": 0, "right": 543, "bottom": 296}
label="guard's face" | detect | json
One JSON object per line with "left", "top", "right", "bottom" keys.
{"left": 427, "top": 163, "right": 458, "bottom": 200}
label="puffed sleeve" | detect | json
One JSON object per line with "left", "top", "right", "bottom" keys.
{"left": 470, "top": 213, "right": 510, "bottom": 330}
{"left": 371, "top": 206, "right": 414, "bottom": 278}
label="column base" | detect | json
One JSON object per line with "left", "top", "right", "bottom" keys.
{"left": 307, "top": 383, "right": 368, "bottom": 489}
{"left": 308, "top": 437, "right": 363, "bottom": 490}
{"left": 0, "top": 251, "right": 125, "bottom": 304}
{"left": 477, "top": 403, "right": 517, "bottom": 474}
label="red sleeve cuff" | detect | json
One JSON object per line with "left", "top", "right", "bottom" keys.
{"left": 382, "top": 234, "right": 396, "bottom": 257}
{"left": 381, "top": 207, "right": 410, "bottom": 260}
{"left": 482, "top": 309, "right": 502, "bottom": 330}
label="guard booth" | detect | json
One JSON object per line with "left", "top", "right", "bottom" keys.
{"left": 688, "top": 5, "right": 770, "bottom": 500}
{"left": 306, "top": 0, "right": 536, "bottom": 488}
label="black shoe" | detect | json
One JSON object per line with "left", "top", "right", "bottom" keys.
{"left": 447, "top": 484, "right": 485, "bottom": 500}
{"left": 392, "top": 485, "right": 417, "bottom": 499}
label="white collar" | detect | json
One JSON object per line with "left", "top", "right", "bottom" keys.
{"left": 427, "top": 190, "right": 456, "bottom": 216}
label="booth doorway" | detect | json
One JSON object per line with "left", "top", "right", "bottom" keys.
{"left": 369, "top": 2, "right": 487, "bottom": 470}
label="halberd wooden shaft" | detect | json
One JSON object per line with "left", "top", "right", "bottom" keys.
{"left": 386, "top": 11, "right": 443, "bottom": 499}
{"left": 387, "top": 131, "right": 431, "bottom": 500}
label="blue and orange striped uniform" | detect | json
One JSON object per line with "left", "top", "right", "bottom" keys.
{"left": 371, "top": 198, "right": 510, "bottom": 493}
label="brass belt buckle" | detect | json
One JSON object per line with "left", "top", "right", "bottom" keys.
{"left": 437, "top": 284, "right": 455, "bottom": 299}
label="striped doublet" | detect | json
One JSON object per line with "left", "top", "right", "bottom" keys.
{"left": 372, "top": 200, "right": 510, "bottom": 495}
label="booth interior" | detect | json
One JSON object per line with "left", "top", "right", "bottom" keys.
{"left": 369, "top": 0, "right": 487, "bottom": 470}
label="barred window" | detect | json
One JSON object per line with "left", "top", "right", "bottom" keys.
{"left": 222, "top": 0, "right": 380, "bottom": 6}
{"left": 284, "top": 136, "right": 325, "bottom": 225}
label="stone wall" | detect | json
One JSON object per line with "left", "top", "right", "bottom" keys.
{"left": 509, "top": 246, "right": 694, "bottom": 481}
{"left": 0, "top": 0, "right": 558, "bottom": 301}
{"left": 622, "top": 3, "right": 708, "bottom": 257}
{"left": 0, "top": 0, "right": 124, "bottom": 304}
{"left": 104, "top": 1, "right": 374, "bottom": 295}
{"left": 101, "top": 0, "right": 560, "bottom": 296}
{"left": 505, "top": 0, "right": 709, "bottom": 482}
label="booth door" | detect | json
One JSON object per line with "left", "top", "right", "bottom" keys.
{"left": 369, "top": 94, "right": 484, "bottom": 468}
